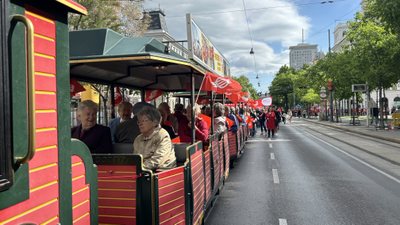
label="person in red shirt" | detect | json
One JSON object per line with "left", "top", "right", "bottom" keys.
{"left": 186, "top": 104, "right": 209, "bottom": 142}
{"left": 265, "top": 107, "right": 276, "bottom": 138}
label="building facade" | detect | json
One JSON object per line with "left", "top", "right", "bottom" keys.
{"left": 332, "top": 23, "right": 350, "bottom": 53}
{"left": 143, "top": 10, "right": 188, "bottom": 59}
{"left": 289, "top": 43, "right": 319, "bottom": 70}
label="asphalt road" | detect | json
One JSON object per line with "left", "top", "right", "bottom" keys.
{"left": 205, "top": 120, "right": 400, "bottom": 225}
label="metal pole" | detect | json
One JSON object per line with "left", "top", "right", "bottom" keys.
{"left": 190, "top": 70, "right": 195, "bottom": 144}
{"left": 330, "top": 90, "right": 334, "bottom": 122}
{"left": 328, "top": 29, "right": 331, "bottom": 53}
{"left": 110, "top": 84, "right": 115, "bottom": 119}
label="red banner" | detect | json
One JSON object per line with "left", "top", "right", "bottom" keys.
{"left": 201, "top": 72, "right": 242, "bottom": 95}
{"left": 70, "top": 79, "right": 85, "bottom": 97}
{"left": 145, "top": 89, "right": 163, "bottom": 102}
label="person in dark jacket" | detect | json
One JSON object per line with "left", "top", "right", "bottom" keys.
{"left": 71, "top": 100, "right": 112, "bottom": 153}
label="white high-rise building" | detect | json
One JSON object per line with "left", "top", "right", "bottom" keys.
{"left": 332, "top": 23, "right": 350, "bottom": 53}
{"left": 289, "top": 43, "right": 318, "bottom": 70}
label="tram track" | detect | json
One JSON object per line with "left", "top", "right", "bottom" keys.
{"left": 300, "top": 123, "right": 400, "bottom": 167}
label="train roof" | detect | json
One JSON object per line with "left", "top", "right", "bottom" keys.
{"left": 70, "top": 29, "right": 205, "bottom": 91}
{"left": 55, "top": 0, "right": 87, "bottom": 15}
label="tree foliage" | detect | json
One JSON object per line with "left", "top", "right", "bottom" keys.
{"left": 233, "top": 75, "right": 258, "bottom": 100}
{"left": 364, "top": 0, "right": 400, "bottom": 37}
{"left": 69, "top": 0, "right": 150, "bottom": 36}
{"left": 347, "top": 13, "right": 400, "bottom": 90}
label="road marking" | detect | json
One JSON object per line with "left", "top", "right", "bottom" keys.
{"left": 308, "top": 132, "right": 400, "bottom": 185}
{"left": 270, "top": 153, "right": 275, "bottom": 160}
{"left": 272, "top": 169, "right": 280, "bottom": 184}
{"left": 279, "top": 218, "right": 288, "bottom": 225}
{"left": 269, "top": 143, "right": 273, "bottom": 148}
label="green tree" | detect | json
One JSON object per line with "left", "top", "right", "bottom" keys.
{"left": 269, "top": 66, "right": 295, "bottom": 109}
{"left": 301, "top": 89, "right": 320, "bottom": 106}
{"left": 69, "top": 0, "right": 149, "bottom": 36}
{"left": 233, "top": 75, "right": 258, "bottom": 100}
{"left": 364, "top": 0, "right": 400, "bottom": 37}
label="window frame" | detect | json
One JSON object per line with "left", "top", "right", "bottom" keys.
{"left": 0, "top": 0, "right": 13, "bottom": 192}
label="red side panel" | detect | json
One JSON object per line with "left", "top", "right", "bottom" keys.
{"left": 0, "top": 8, "right": 60, "bottom": 225}
{"left": 204, "top": 149, "right": 212, "bottom": 204}
{"left": 237, "top": 129, "right": 241, "bottom": 151}
{"left": 97, "top": 165, "right": 137, "bottom": 225}
{"left": 191, "top": 149, "right": 205, "bottom": 225}
{"left": 211, "top": 139, "right": 221, "bottom": 191}
{"left": 219, "top": 140, "right": 224, "bottom": 181}
{"left": 71, "top": 155, "right": 91, "bottom": 225}
{"left": 228, "top": 131, "right": 237, "bottom": 159}
{"left": 157, "top": 167, "right": 186, "bottom": 225}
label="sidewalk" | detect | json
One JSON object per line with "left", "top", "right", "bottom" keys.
{"left": 305, "top": 116, "right": 400, "bottom": 145}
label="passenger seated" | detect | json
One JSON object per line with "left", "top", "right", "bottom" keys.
{"left": 109, "top": 102, "right": 133, "bottom": 143}
{"left": 213, "top": 103, "right": 227, "bottom": 134}
{"left": 186, "top": 103, "right": 209, "bottom": 142}
{"left": 71, "top": 100, "right": 112, "bottom": 154}
{"left": 174, "top": 103, "right": 191, "bottom": 142}
{"left": 133, "top": 106, "right": 176, "bottom": 171}
{"left": 159, "top": 108, "right": 177, "bottom": 139}
{"left": 115, "top": 102, "right": 153, "bottom": 143}
{"left": 226, "top": 106, "right": 239, "bottom": 133}
{"left": 158, "top": 102, "right": 178, "bottom": 132}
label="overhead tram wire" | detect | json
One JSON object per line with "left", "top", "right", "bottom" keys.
{"left": 242, "top": 0, "right": 259, "bottom": 85}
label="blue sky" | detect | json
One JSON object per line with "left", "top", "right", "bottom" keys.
{"left": 145, "top": 0, "right": 362, "bottom": 94}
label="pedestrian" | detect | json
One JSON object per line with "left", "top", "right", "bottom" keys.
{"left": 258, "top": 108, "right": 266, "bottom": 135}
{"left": 265, "top": 107, "right": 276, "bottom": 138}
{"left": 287, "top": 109, "right": 293, "bottom": 124}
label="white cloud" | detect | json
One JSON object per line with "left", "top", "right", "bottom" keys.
{"left": 145, "top": 0, "right": 311, "bottom": 91}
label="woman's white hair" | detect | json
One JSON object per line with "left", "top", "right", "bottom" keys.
{"left": 78, "top": 100, "right": 98, "bottom": 113}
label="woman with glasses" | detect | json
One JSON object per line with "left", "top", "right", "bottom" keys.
{"left": 133, "top": 106, "right": 176, "bottom": 171}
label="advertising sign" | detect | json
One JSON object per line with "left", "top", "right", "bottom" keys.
{"left": 187, "top": 14, "right": 230, "bottom": 76}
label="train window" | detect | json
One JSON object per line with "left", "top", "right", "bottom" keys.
{"left": 0, "top": 0, "right": 13, "bottom": 191}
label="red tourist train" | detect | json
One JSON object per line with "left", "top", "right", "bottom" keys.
{"left": 0, "top": 1, "right": 250, "bottom": 224}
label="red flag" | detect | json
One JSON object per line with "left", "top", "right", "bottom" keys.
{"left": 240, "top": 92, "right": 250, "bottom": 102}
{"left": 201, "top": 72, "right": 242, "bottom": 94}
{"left": 114, "top": 87, "right": 122, "bottom": 105}
{"left": 226, "top": 117, "right": 234, "bottom": 129}
{"left": 70, "top": 79, "right": 85, "bottom": 97}
{"left": 145, "top": 89, "right": 163, "bottom": 102}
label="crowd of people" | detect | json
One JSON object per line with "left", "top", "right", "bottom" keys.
{"left": 71, "top": 100, "right": 293, "bottom": 171}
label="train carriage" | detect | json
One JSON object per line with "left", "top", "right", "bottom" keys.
{"left": 1, "top": 5, "right": 250, "bottom": 222}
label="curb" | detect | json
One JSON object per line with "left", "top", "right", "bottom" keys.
{"left": 305, "top": 119, "right": 400, "bottom": 145}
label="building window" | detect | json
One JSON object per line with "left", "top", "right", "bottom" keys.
{"left": 0, "top": 0, "right": 13, "bottom": 192}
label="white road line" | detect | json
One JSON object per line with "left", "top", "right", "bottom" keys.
{"left": 272, "top": 169, "right": 280, "bottom": 184}
{"left": 269, "top": 143, "right": 273, "bottom": 148}
{"left": 270, "top": 153, "right": 275, "bottom": 160}
{"left": 308, "top": 132, "right": 400, "bottom": 185}
{"left": 279, "top": 218, "right": 288, "bottom": 225}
